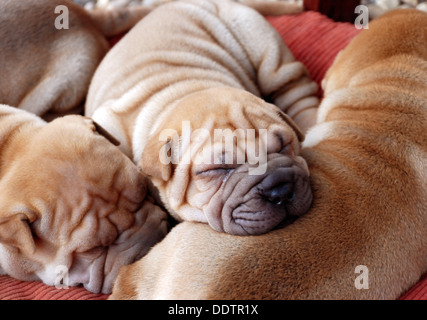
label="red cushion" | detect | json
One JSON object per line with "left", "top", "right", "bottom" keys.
{"left": 266, "top": 11, "right": 362, "bottom": 94}
{"left": 0, "top": 10, "right": 424, "bottom": 301}
{"left": 400, "top": 274, "right": 427, "bottom": 300}
{"left": 0, "top": 275, "right": 107, "bottom": 300}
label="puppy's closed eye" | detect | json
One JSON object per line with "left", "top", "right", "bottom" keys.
{"left": 196, "top": 167, "right": 234, "bottom": 176}
{"left": 195, "top": 162, "right": 237, "bottom": 177}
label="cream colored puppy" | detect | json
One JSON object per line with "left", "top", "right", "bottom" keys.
{"left": 0, "top": 0, "right": 153, "bottom": 120}
{"left": 0, "top": 106, "right": 168, "bottom": 294}
{"left": 86, "top": 0, "right": 319, "bottom": 235}
{"left": 110, "top": 9, "right": 427, "bottom": 299}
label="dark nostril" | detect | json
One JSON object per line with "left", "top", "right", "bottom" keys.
{"left": 271, "top": 197, "right": 283, "bottom": 206}
{"left": 263, "top": 183, "right": 294, "bottom": 206}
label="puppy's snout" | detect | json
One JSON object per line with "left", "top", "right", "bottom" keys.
{"left": 223, "top": 156, "right": 312, "bottom": 236}
{"left": 263, "top": 183, "right": 295, "bottom": 206}
{"left": 258, "top": 163, "right": 312, "bottom": 220}
{"left": 260, "top": 167, "right": 296, "bottom": 204}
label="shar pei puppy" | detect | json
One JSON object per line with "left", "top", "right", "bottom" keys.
{"left": 86, "top": 0, "right": 319, "bottom": 236}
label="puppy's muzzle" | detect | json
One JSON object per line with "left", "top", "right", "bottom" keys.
{"left": 223, "top": 155, "right": 312, "bottom": 236}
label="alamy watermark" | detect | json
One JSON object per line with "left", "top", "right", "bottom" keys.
{"left": 355, "top": 265, "right": 369, "bottom": 290}
{"left": 355, "top": 5, "right": 369, "bottom": 30}
{"left": 54, "top": 5, "right": 69, "bottom": 30}
{"left": 158, "top": 121, "right": 268, "bottom": 175}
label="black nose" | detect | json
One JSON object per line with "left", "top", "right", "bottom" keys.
{"left": 263, "top": 183, "right": 295, "bottom": 206}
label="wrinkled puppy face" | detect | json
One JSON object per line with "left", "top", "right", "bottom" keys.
{"left": 0, "top": 116, "right": 168, "bottom": 294}
{"left": 140, "top": 88, "right": 312, "bottom": 236}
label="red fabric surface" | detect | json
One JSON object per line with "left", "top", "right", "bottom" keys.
{"left": 0, "top": 275, "right": 107, "bottom": 300}
{"left": 400, "top": 275, "right": 427, "bottom": 300}
{"left": 0, "top": 10, "right": 424, "bottom": 300}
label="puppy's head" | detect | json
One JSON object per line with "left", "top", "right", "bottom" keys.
{"left": 139, "top": 87, "right": 312, "bottom": 236}
{"left": 0, "top": 115, "right": 168, "bottom": 293}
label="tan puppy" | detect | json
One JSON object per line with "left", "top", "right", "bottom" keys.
{"left": 110, "top": 9, "right": 427, "bottom": 299}
{"left": 86, "top": 0, "right": 319, "bottom": 236}
{"left": 0, "top": 0, "right": 153, "bottom": 120}
{"left": 0, "top": 0, "right": 168, "bottom": 294}
{"left": 0, "top": 105, "right": 168, "bottom": 294}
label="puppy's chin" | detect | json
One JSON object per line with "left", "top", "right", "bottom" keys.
{"left": 205, "top": 154, "right": 313, "bottom": 236}
{"left": 226, "top": 200, "right": 290, "bottom": 236}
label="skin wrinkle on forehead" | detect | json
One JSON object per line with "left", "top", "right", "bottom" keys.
{"left": 62, "top": 149, "right": 129, "bottom": 229}
{"left": 36, "top": 148, "right": 139, "bottom": 244}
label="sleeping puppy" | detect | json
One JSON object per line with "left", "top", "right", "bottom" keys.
{"left": 0, "top": 106, "right": 168, "bottom": 294}
{"left": 109, "top": 9, "right": 427, "bottom": 299}
{"left": 0, "top": 0, "right": 153, "bottom": 120}
{"left": 0, "top": 0, "right": 168, "bottom": 294}
{"left": 86, "top": 0, "right": 319, "bottom": 235}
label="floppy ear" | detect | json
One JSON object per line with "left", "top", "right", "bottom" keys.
{"left": 139, "top": 136, "right": 173, "bottom": 182}
{"left": 277, "top": 110, "right": 305, "bottom": 142}
{"left": 0, "top": 213, "right": 36, "bottom": 255}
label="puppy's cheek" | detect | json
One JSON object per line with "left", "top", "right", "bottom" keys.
{"left": 187, "top": 178, "right": 221, "bottom": 210}
{"left": 102, "top": 200, "right": 169, "bottom": 294}
{"left": 191, "top": 172, "right": 240, "bottom": 232}
{"left": 295, "top": 156, "right": 310, "bottom": 176}
{"left": 69, "top": 249, "right": 107, "bottom": 294}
